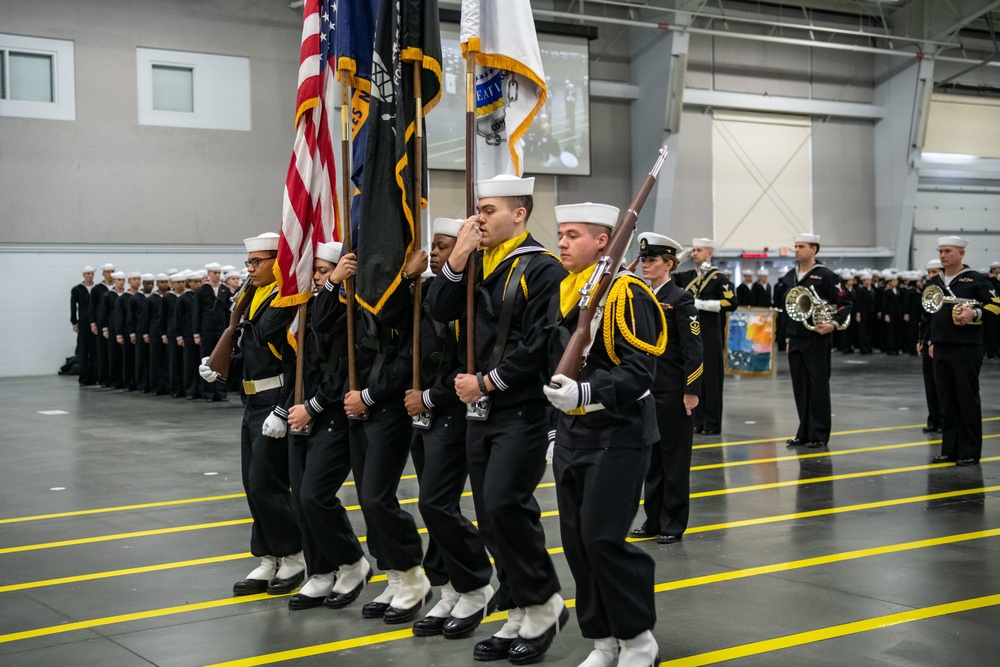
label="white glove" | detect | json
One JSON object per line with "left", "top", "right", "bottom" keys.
{"left": 543, "top": 374, "right": 581, "bottom": 413}
{"left": 199, "top": 356, "right": 220, "bottom": 382}
{"left": 694, "top": 298, "right": 722, "bottom": 313}
{"left": 676, "top": 248, "right": 693, "bottom": 265}
{"left": 262, "top": 412, "right": 287, "bottom": 438}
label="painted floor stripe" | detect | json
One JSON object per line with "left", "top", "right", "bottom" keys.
{"left": 660, "top": 593, "right": 1000, "bottom": 666}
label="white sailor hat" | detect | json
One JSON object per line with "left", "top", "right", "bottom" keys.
{"left": 884, "top": 270, "right": 898, "bottom": 280}
{"left": 100, "top": 263, "right": 116, "bottom": 271}
{"left": 223, "top": 271, "right": 240, "bottom": 281}
{"left": 220, "top": 265, "right": 236, "bottom": 272}
{"left": 244, "top": 232, "right": 280, "bottom": 253}
{"left": 723, "top": 267, "right": 733, "bottom": 275}
{"left": 315, "top": 241, "right": 343, "bottom": 264}
{"left": 475, "top": 174, "right": 535, "bottom": 199}
{"left": 156, "top": 273, "right": 170, "bottom": 280}
{"left": 742, "top": 269, "right": 754, "bottom": 276}
{"left": 926, "top": 259, "right": 943, "bottom": 270}
{"left": 432, "top": 217, "right": 464, "bottom": 238}
{"left": 141, "top": 273, "right": 155, "bottom": 281}
{"left": 82, "top": 265, "right": 95, "bottom": 273}
{"left": 637, "top": 232, "right": 682, "bottom": 258}
{"left": 692, "top": 237, "right": 716, "bottom": 249}
{"left": 204, "top": 262, "right": 222, "bottom": 271}
{"left": 793, "top": 233, "right": 821, "bottom": 244}
{"left": 169, "top": 272, "right": 186, "bottom": 281}
{"left": 990, "top": 261, "right": 1000, "bottom": 268}
{"left": 127, "top": 270, "right": 142, "bottom": 279}
{"left": 111, "top": 271, "right": 125, "bottom": 279}
{"left": 189, "top": 270, "right": 207, "bottom": 280}
{"left": 843, "top": 270, "right": 855, "bottom": 279}
{"left": 871, "top": 270, "right": 882, "bottom": 278}
{"left": 937, "top": 235, "right": 968, "bottom": 248}
{"left": 165, "top": 268, "right": 179, "bottom": 275}
{"left": 858, "top": 271, "right": 872, "bottom": 280}
{"left": 554, "top": 202, "right": 620, "bottom": 230}
{"left": 756, "top": 267, "right": 769, "bottom": 276}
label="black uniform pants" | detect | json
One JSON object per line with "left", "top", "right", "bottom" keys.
{"left": 553, "top": 445, "right": 655, "bottom": 640}
{"left": 183, "top": 336, "right": 202, "bottom": 398}
{"left": 695, "top": 334, "right": 724, "bottom": 432}
{"left": 122, "top": 337, "right": 135, "bottom": 390}
{"left": 788, "top": 335, "right": 833, "bottom": 444}
{"left": 921, "top": 343, "right": 941, "bottom": 430}
{"left": 411, "top": 408, "right": 492, "bottom": 592}
{"left": 106, "top": 335, "right": 123, "bottom": 388}
{"left": 934, "top": 343, "right": 984, "bottom": 461}
{"left": 640, "top": 390, "right": 693, "bottom": 538}
{"left": 289, "top": 409, "right": 364, "bottom": 575}
{"left": 856, "top": 315, "right": 872, "bottom": 354}
{"left": 167, "top": 339, "right": 184, "bottom": 396}
{"left": 149, "top": 337, "right": 167, "bottom": 394}
{"left": 985, "top": 316, "right": 1000, "bottom": 359}
{"left": 349, "top": 406, "right": 423, "bottom": 572}
{"left": 76, "top": 327, "right": 97, "bottom": 385}
{"left": 134, "top": 338, "right": 149, "bottom": 392}
{"left": 200, "top": 332, "right": 225, "bottom": 400}
{"left": 95, "top": 329, "right": 109, "bottom": 385}
{"left": 466, "top": 402, "right": 560, "bottom": 611}
{"left": 241, "top": 401, "right": 301, "bottom": 558}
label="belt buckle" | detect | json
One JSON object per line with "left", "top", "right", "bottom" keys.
{"left": 466, "top": 396, "right": 490, "bottom": 421}
{"left": 242, "top": 379, "right": 255, "bottom": 395}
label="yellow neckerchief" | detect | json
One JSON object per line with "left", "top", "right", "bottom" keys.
{"left": 249, "top": 283, "right": 277, "bottom": 320}
{"left": 483, "top": 231, "right": 528, "bottom": 278}
{"left": 559, "top": 264, "right": 596, "bottom": 317}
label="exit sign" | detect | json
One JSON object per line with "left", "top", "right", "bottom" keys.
{"left": 741, "top": 252, "right": 768, "bottom": 259}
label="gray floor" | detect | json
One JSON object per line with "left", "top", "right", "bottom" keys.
{"left": 1, "top": 352, "right": 999, "bottom": 666}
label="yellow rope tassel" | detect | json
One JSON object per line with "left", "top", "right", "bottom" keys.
{"left": 602, "top": 276, "right": 667, "bottom": 365}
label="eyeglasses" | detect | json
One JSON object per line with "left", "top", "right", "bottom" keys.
{"left": 245, "top": 256, "right": 276, "bottom": 268}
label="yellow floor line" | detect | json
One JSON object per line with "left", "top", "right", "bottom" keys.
{"left": 660, "top": 593, "right": 1000, "bottom": 666}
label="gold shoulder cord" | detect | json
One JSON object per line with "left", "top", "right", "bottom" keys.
{"left": 602, "top": 276, "right": 667, "bottom": 365}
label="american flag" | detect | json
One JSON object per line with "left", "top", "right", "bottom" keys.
{"left": 274, "top": 0, "right": 340, "bottom": 314}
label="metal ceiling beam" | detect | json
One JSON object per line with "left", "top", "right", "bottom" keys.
{"left": 888, "top": 0, "right": 1000, "bottom": 42}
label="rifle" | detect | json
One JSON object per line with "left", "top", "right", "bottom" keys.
{"left": 550, "top": 145, "right": 669, "bottom": 383}
{"left": 207, "top": 279, "right": 257, "bottom": 382}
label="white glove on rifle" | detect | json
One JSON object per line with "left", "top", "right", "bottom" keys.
{"left": 543, "top": 374, "right": 581, "bottom": 414}
{"left": 199, "top": 356, "right": 220, "bottom": 383}
{"left": 262, "top": 411, "right": 287, "bottom": 438}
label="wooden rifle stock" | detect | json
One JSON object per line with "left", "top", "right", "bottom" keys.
{"left": 551, "top": 145, "right": 669, "bottom": 383}
{"left": 207, "top": 280, "right": 257, "bottom": 382}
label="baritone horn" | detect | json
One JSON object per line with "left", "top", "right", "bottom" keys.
{"left": 784, "top": 285, "right": 849, "bottom": 332}
{"left": 921, "top": 284, "right": 981, "bottom": 325}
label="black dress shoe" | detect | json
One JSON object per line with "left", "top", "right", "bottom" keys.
{"left": 629, "top": 527, "right": 658, "bottom": 539}
{"left": 922, "top": 426, "right": 939, "bottom": 433}
{"left": 657, "top": 534, "right": 682, "bottom": 544}
{"left": 325, "top": 569, "right": 374, "bottom": 609}
{"left": 266, "top": 570, "right": 305, "bottom": 595}
{"left": 805, "top": 441, "right": 828, "bottom": 449}
{"left": 786, "top": 438, "right": 806, "bottom": 447}
{"left": 233, "top": 578, "right": 269, "bottom": 596}
{"left": 362, "top": 600, "right": 391, "bottom": 619}
{"left": 288, "top": 592, "right": 327, "bottom": 610}
{"left": 384, "top": 591, "right": 433, "bottom": 624}
{"left": 413, "top": 614, "right": 448, "bottom": 637}
{"left": 701, "top": 429, "right": 721, "bottom": 435}
{"left": 507, "top": 607, "right": 569, "bottom": 665}
{"left": 956, "top": 458, "right": 980, "bottom": 466}
{"left": 442, "top": 594, "right": 499, "bottom": 640}
{"left": 693, "top": 427, "right": 703, "bottom": 435}
{"left": 473, "top": 636, "right": 515, "bottom": 661}
{"left": 931, "top": 455, "right": 955, "bottom": 464}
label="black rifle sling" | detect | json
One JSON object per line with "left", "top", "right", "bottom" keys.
{"left": 487, "top": 253, "right": 537, "bottom": 371}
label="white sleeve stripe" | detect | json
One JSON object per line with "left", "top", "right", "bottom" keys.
{"left": 442, "top": 262, "right": 463, "bottom": 283}
{"left": 308, "top": 398, "right": 324, "bottom": 414}
{"left": 361, "top": 388, "right": 374, "bottom": 406}
{"left": 422, "top": 389, "right": 434, "bottom": 409}
{"left": 324, "top": 279, "right": 336, "bottom": 292}
{"left": 488, "top": 369, "right": 507, "bottom": 391}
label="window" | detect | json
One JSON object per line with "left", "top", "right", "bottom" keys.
{"left": 0, "top": 34, "right": 75, "bottom": 121}
{"left": 137, "top": 48, "right": 251, "bottom": 131}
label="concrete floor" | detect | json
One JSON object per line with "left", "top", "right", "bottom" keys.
{"left": 1, "top": 352, "right": 999, "bottom": 666}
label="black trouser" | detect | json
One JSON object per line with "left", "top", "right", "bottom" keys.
{"left": 856, "top": 315, "right": 872, "bottom": 354}
{"left": 554, "top": 445, "right": 655, "bottom": 640}
{"left": 289, "top": 409, "right": 364, "bottom": 575}
{"left": 411, "top": 407, "right": 492, "bottom": 592}
{"left": 466, "top": 402, "right": 560, "bottom": 611}
{"left": 183, "top": 336, "right": 202, "bottom": 398}
{"left": 349, "top": 405, "right": 423, "bottom": 572}
{"left": 921, "top": 343, "right": 941, "bottom": 430}
{"left": 985, "top": 316, "right": 1000, "bottom": 359}
{"left": 241, "top": 400, "right": 301, "bottom": 558}
{"left": 788, "top": 335, "right": 833, "bottom": 444}
{"left": 95, "top": 329, "right": 109, "bottom": 385}
{"left": 200, "top": 332, "right": 225, "bottom": 400}
{"left": 121, "top": 337, "right": 135, "bottom": 390}
{"left": 639, "top": 390, "right": 693, "bottom": 538}
{"left": 695, "top": 334, "right": 724, "bottom": 432}
{"left": 149, "top": 337, "right": 167, "bottom": 394}
{"left": 134, "top": 338, "right": 149, "bottom": 392}
{"left": 76, "top": 327, "right": 97, "bottom": 385}
{"left": 934, "top": 343, "right": 984, "bottom": 461}
{"left": 106, "top": 334, "right": 123, "bottom": 388}
{"left": 167, "top": 339, "right": 184, "bottom": 396}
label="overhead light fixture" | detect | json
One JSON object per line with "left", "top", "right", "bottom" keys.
{"left": 921, "top": 152, "right": 980, "bottom": 164}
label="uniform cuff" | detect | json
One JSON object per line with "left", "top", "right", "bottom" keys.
{"left": 361, "top": 388, "right": 375, "bottom": 406}
{"left": 272, "top": 406, "right": 289, "bottom": 421}
{"left": 325, "top": 278, "right": 337, "bottom": 292}
{"left": 422, "top": 389, "right": 434, "bottom": 410}
{"left": 579, "top": 381, "right": 591, "bottom": 408}
{"left": 442, "top": 261, "right": 464, "bottom": 283}
{"left": 487, "top": 369, "right": 507, "bottom": 392}
{"left": 307, "top": 397, "right": 324, "bottom": 415}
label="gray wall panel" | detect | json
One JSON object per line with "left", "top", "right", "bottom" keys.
{"left": 812, "top": 118, "right": 876, "bottom": 246}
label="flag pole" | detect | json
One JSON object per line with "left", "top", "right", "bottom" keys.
{"left": 412, "top": 59, "right": 424, "bottom": 393}
{"left": 340, "top": 72, "right": 359, "bottom": 392}
{"left": 464, "top": 51, "right": 476, "bottom": 373}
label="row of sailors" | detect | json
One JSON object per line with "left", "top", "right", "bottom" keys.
{"left": 69, "top": 263, "right": 246, "bottom": 398}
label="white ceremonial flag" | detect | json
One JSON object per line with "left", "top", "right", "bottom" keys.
{"left": 460, "top": 0, "right": 546, "bottom": 178}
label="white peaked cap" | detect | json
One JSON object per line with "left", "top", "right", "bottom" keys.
{"left": 757, "top": 267, "right": 769, "bottom": 276}
{"left": 82, "top": 265, "right": 95, "bottom": 273}
{"left": 433, "top": 217, "right": 463, "bottom": 238}
{"left": 156, "top": 273, "right": 170, "bottom": 280}
{"left": 742, "top": 269, "right": 754, "bottom": 275}
{"left": 169, "top": 273, "right": 186, "bottom": 281}
{"left": 554, "top": 202, "right": 620, "bottom": 230}
{"left": 315, "top": 241, "right": 343, "bottom": 264}
{"left": 100, "top": 263, "right": 116, "bottom": 271}
{"left": 244, "top": 232, "right": 280, "bottom": 253}
{"left": 111, "top": 271, "right": 125, "bottom": 279}
{"left": 937, "top": 235, "right": 968, "bottom": 248}
{"left": 475, "top": 174, "right": 535, "bottom": 199}
{"left": 793, "top": 233, "right": 821, "bottom": 244}
{"left": 692, "top": 238, "right": 716, "bottom": 249}
{"left": 204, "top": 262, "right": 222, "bottom": 271}
{"left": 221, "top": 265, "right": 236, "bottom": 272}
{"left": 926, "top": 259, "right": 943, "bottom": 270}
{"left": 141, "top": 273, "right": 155, "bottom": 281}
{"left": 127, "top": 271, "right": 142, "bottom": 279}
{"left": 637, "top": 233, "right": 682, "bottom": 257}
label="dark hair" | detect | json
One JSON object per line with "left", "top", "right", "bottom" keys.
{"left": 505, "top": 195, "right": 533, "bottom": 222}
